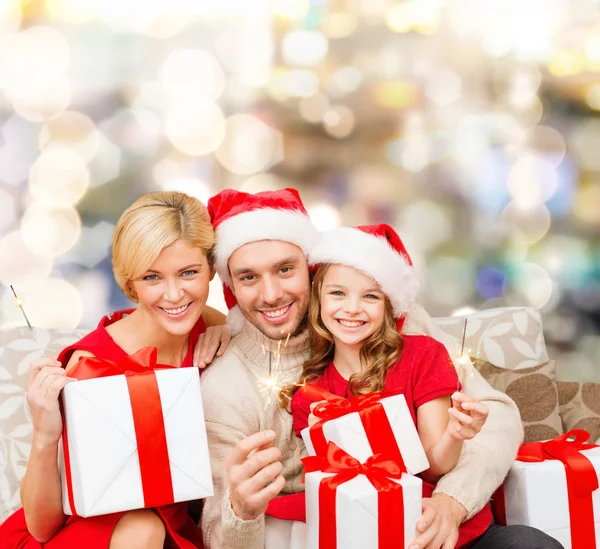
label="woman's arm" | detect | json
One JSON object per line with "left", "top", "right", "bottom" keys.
{"left": 20, "top": 350, "right": 93, "bottom": 542}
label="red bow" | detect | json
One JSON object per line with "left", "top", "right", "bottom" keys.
{"left": 303, "top": 442, "right": 406, "bottom": 549}
{"left": 62, "top": 347, "right": 177, "bottom": 515}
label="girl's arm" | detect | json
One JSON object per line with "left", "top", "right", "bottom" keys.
{"left": 417, "top": 393, "right": 488, "bottom": 484}
{"left": 202, "top": 305, "right": 226, "bottom": 326}
{"left": 21, "top": 350, "right": 92, "bottom": 542}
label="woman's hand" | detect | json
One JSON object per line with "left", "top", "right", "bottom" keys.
{"left": 308, "top": 400, "right": 327, "bottom": 427}
{"left": 193, "top": 325, "right": 231, "bottom": 368}
{"left": 25, "top": 358, "right": 75, "bottom": 447}
{"left": 446, "top": 392, "right": 488, "bottom": 441}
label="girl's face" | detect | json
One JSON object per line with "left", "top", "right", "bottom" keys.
{"left": 320, "top": 264, "right": 386, "bottom": 349}
{"left": 130, "top": 239, "right": 213, "bottom": 337}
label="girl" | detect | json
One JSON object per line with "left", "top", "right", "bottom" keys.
{"left": 284, "top": 224, "right": 491, "bottom": 547}
{"left": 1, "top": 192, "right": 229, "bottom": 549}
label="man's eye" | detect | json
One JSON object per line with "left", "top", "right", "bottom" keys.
{"left": 143, "top": 274, "right": 159, "bottom": 281}
{"left": 279, "top": 267, "right": 293, "bottom": 274}
{"left": 241, "top": 275, "right": 257, "bottom": 282}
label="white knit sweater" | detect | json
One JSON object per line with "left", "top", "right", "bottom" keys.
{"left": 200, "top": 303, "right": 524, "bottom": 548}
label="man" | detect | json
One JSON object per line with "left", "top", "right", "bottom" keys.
{"left": 199, "top": 188, "right": 563, "bottom": 549}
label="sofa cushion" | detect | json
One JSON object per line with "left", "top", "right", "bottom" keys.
{"left": 433, "top": 307, "right": 549, "bottom": 370}
{"left": 475, "top": 359, "right": 563, "bottom": 443}
{"left": 557, "top": 381, "right": 600, "bottom": 443}
{"left": 0, "top": 327, "right": 85, "bottom": 522}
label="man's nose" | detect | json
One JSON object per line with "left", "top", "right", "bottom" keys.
{"left": 261, "top": 276, "right": 284, "bottom": 305}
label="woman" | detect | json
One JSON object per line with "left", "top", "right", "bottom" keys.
{"left": 1, "top": 191, "right": 228, "bottom": 549}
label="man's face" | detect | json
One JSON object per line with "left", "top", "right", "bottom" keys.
{"left": 228, "top": 240, "right": 310, "bottom": 340}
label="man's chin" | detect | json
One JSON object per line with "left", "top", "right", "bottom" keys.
{"left": 253, "top": 314, "right": 304, "bottom": 340}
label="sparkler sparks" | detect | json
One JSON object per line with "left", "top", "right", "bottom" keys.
{"left": 9, "top": 285, "right": 44, "bottom": 354}
{"left": 258, "top": 332, "right": 292, "bottom": 409}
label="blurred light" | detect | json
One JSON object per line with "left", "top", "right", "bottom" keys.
{"left": 427, "top": 257, "right": 476, "bottom": 306}
{"left": 329, "top": 66, "right": 363, "bottom": 96}
{"left": 0, "top": 231, "right": 54, "bottom": 291}
{"left": 321, "top": 11, "right": 358, "bottom": 38}
{"left": 473, "top": 148, "right": 512, "bottom": 214}
{"left": 397, "top": 200, "right": 453, "bottom": 252}
{"left": 132, "top": 4, "right": 188, "bottom": 39}
{"left": 323, "top": 105, "right": 355, "bottom": 139}
{"left": 0, "top": 188, "right": 15, "bottom": 232}
{"left": 100, "top": 107, "right": 161, "bottom": 157}
{"left": 45, "top": 0, "right": 96, "bottom": 24}
{"left": 372, "top": 81, "right": 417, "bottom": 109}
{"left": 507, "top": 156, "right": 557, "bottom": 209}
{"left": 523, "top": 125, "right": 566, "bottom": 168}
{"left": 28, "top": 148, "right": 89, "bottom": 206}
{"left": 516, "top": 262, "right": 554, "bottom": 310}
{"left": 20, "top": 203, "right": 81, "bottom": 257}
{"left": 349, "top": 165, "right": 405, "bottom": 203}
{"left": 573, "top": 183, "right": 600, "bottom": 227}
{"left": 160, "top": 177, "right": 211, "bottom": 205}
{"left": 501, "top": 201, "right": 551, "bottom": 244}
{"left": 0, "top": 115, "right": 41, "bottom": 187}
{"left": 64, "top": 221, "right": 114, "bottom": 269}
{"left": 239, "top": 173, "right": 286, "bottom": 193}
{"left": 272, "top": 0, "right": 310, "bottom": 20}
{"left": 165, "top": 100, "right": 226, "bottom": 156}
{"left": 425, "top": 69, "right": 461, "bottom": 107}
{"left": 476, "top": 265, "right": 507, "bottom": 300}
{"left": 11, "top": 77, "right": 71, "bottom": 123}
{"left": 87, "top": 133, "right": 121, "bottom": 187}
{"left": 585, "top": 84, "right": 600, "bottom": 111}
{"left": 215, "top": 114, "right": 283, "bottom": 175}
{"left": 284, "top": 69, "right": 320, "bottom": 98}
{"left": 307, "top": 203, "right": 341, "bottom": 231}
{"left": 570, "top": 120, "right": 600, "bottom": 172}
{"left": 160, "top": 49, "right": 225, "bottom": 103}
{"left": 385, "top": 1, "right": 441, "bottom": 34}
{"left": 39, "top": 111, "right": 100, "bottom": 162}
{"left": 21, "top": 278, "right": 82, "bottom": 329}
{"left": 0, "top": 0, "right": 21, "bottom": 36}
{"left": 451, "top": 306, "right": 477, "bottom": 317}
{"left": 282, "top": 30, "right": 328, "bottom": 67}
{"left": 548, "top": 50, "right": 586, "bottom": 77}
{"left": 299, "top": 93, "right": 330, "bottom": 123}
{"left": 206, "top": 274, "right": 227, "bottom": 314}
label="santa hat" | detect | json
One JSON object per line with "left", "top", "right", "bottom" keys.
{"left": 207, "top": 188, "right": 320, "bottom": 332}
{"left": 308, "top": 224, "right": 419, "bottom": 320}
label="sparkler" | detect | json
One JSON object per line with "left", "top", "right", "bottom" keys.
{"left": 258, "top": 332, "right": 292, "bottom": 408}
{"left": 456, "top": 318, "right": 472, "bottom": 391}
{"left": 9, "top": 285, "right": 44, "bottom": 354}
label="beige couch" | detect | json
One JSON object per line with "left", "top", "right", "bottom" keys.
{"left": 1, "top": 306, "right": 599, "bottom": 523}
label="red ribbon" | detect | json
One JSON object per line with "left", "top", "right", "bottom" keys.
{"left": 494, "top": 430, "right": 598, "bottom": 549}
{"left": 303, "top": 442, "right": 406, "bottom": 549}
{"left": 62, "top": 347, "right": 176, "bottom": 515}
{"left": 300, "top": 384, "right": 407, "bottom": 471}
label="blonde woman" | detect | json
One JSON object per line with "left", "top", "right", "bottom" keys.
{"left": 1, "top": 192, "right": 228, "bottom": 549}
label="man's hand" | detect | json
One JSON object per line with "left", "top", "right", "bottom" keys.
{"left": 226, "top": 430, "right": 286, "bottom": 521}
{"left": 193, "top": 325, "right": 231, "bottom": 368}
{"left": 409, "top": 493, "right": 467, "bottom": 549}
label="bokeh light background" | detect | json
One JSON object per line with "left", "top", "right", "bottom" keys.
{"left": 0, "top": 0, "right": 599, "bottom": 382}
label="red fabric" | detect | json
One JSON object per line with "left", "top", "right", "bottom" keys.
{"left": 283, "top": 334, "right": 492, "bottom": 548}
{"left": 0, "top": 309, "right": 206, "bottom": 549}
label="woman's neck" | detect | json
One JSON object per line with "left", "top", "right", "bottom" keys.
{"left": 332, "top": 340, "right": 363, "bottom": 380}
{"left": 109, "top": 307, "right": 190, "bottom": 366}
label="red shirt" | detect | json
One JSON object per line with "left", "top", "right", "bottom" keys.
{"left": 289, "top": 334, "right": 492, "bottom": 548}
{"left": 291, "top": 334, "right": 459, "bottom": 436}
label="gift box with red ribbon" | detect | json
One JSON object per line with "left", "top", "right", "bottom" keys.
{"left": 304, "top": 442, "right": 422, "bottom": 549}
{"left": 299, "top": 385, "right": 429, "bottom": 475}
{"left": 493, "top": 430, "right": 600, "bottom": 549}
{"left": 58, "top": 347, "right": 213, "bottom": 517}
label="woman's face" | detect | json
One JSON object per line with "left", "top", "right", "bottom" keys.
{"left": 130, "top": 239, "right": 213, "bottom": 337}
{"left": 319, "top": 264, "right": 386, "bottom": 349}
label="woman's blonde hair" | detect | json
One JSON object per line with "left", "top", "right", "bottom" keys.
{"left": 280, "top": 263, "right": 404, "bottom": 408}
{"left": 112, "top": 191, "right": 215, "bottom": 302}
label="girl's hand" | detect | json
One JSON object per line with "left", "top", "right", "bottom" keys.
{"left": 308, "top": 400, "right": 327, "bottom": 427}
{"left": 446, "top": 392, "right": 488, "bottom": 441}
{"left": 193, "top": 324, "right": 231, "bottom": 368}
{"left": 25, "top": 358, "right": 75, "bottom": 447}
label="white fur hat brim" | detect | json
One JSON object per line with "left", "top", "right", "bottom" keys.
{"left": 309, "top": 227, "right": 419, "bottom": 318}
{"left": 214, "top": 208, "right": 320, "bottom": 285}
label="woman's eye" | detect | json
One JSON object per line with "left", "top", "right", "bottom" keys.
{"left": 182, "top": 270, "right": 198, "bottom": 277}
{"left": 143, "top": 274, "right": 159, "bottom": 281}
{"left": 365, "top": 294, "right": 379, "bottom": 300}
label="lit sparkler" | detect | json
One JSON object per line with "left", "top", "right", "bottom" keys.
{"left": 9, "top": 285, "right": 44, "bottom": 354}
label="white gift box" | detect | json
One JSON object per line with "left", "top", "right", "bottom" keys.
{"left": 306, "top": 470, "right": 422, "bottom": 549}
{"left": 59, "top": 368, "right": 213, "bottom": 517}
{"left": 501, "top": 446, "right": 600, "bottom": 548}
{"left": 301, "top": 394, "right": 429, "bottom": 475}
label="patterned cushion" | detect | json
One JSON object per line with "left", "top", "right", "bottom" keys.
{"left": 0, "top": 327, "right": 85, "bottom": 522}
{"left": 475, "top": 359, "right": 563, "bottom": 443}
{"left": 557, "top": 381, "right": 600, "bottom": 443}
{"left": 433, "top": 307, "right": 549, "bottom": 370}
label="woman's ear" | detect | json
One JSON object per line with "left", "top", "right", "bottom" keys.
{"left": 209, "top": 265, "right": 216, "bottom": 281}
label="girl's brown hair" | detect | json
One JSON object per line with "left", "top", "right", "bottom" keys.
{"left": 279, "top": 263, "right": 404, "bottom": 408}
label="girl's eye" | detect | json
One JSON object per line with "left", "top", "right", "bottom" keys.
{"left": 331, "top": 290, "right": 344, "bottom": 297}
{"left": 182, "top": 270, "right": 198, "bottom": 277}
{"left": 143, "top": 274, "right": 159, "bottom": 281}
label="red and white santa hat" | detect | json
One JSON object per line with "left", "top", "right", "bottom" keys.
{"left": 207, "top": 188, "right": 320, "bottom": 330}
{"left": 308, "top": 224, "right": 419, "bottom": 319}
